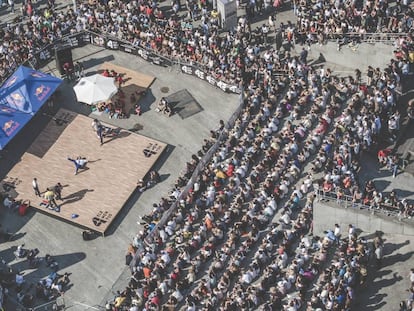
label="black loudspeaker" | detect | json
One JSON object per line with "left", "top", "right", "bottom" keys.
{"left": 55, "top": 45, "right": 73, "bottom": 75}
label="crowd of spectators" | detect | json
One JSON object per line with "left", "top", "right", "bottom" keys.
{"left": 314, "top": 58, "right": 414, "bottom": 217}
{"left": 305, "top": 224, "right": 372, "bottom": 311}
{"left": 0, "top": 243, "right": 70, "bottom": 309}
{"left": 105, "top": 29, "right": 413, "bottom": 311}
{"left": 1, "top": 0, "right": 414, "bottom": 309}
{"left": 294, "top": 0, "right": 414, "bottom": 45}
{"left": 1, "top": 0, "right": 414, "bottom": 84}
{"left": 0, "top": 0, "right": 243, "bottom": 86}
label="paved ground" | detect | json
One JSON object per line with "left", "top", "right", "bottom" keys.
{"left": 0, "top": 2, "right": 413, "bottom": 311}
{"left": 0, "top": 45, "right": 239, "bottom": 310}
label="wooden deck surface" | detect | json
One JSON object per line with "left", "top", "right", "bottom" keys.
{"left": 99, "top": 62, "right": 155, "bottom": 114}
{"left": 3, "top": 109, "right": 166, "bottom": 233}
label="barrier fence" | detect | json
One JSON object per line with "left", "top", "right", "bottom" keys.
{"left": 316, "top": 189, "right": 412, "bottom": 220}
{"left": 324, "top": 32, "right": 409, "bottom": 45}
{"left": 1, "top": 30, "right": 242, "bottom": 95}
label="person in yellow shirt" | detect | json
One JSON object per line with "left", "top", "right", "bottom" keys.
{"left": 44, "top": 9, "right": 52, "bottom": 19}
{"left": 114, "top": 293, "right": 126, "bottom": 308}
{"left": 215, "top": 168, "right": 227, "bottom": 180}
{"left": 43, "top": 188, "right": 57, "bottom": 210}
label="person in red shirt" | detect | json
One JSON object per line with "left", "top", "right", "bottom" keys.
{"left": 377, "top": 148, "right": 392, "bottom": 167}
{"left": 226, "top": 162, "right": 235, "bottom": 177}
{"left": 27, "top": 2, "right": 33, "bottom": 16}
{"left": 322, "top": 180, "right": 333, "bottom": 196}
{"left": 316, "top": 117, "right": 329, "bottom": 135}
{"left": 62, "top": 62, "right": 74, "bottom": 80}
{"left": 150, "top": 295, "right": 160, "bottom": 307}
{"left": 116, "top": 74, "right": 124, "bottom": 89}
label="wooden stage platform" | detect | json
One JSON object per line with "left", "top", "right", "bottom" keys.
{"left": 3, "top": 109, "right": 166, "bottom": 234}
{"left": 98, "top": 62, "right": 155, "bottom": 114}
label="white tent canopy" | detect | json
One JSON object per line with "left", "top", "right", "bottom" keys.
{"left": 73, "top": 74, "right": 118, "bottom": 105}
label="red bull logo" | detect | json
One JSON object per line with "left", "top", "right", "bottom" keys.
{"left": 0, "top": 107, "right": 14, "bottom": 113}
{"left": 30, "top": 72, "right": 45, "bottom": 78}
{"left": 4, "top": 76, "right": 17, "bottom": 87}
{"left": 34, "top": 84, "right": 51, "bottom": 101}
{"left": 2, "top": 120, "right": 19, "bottom": 137}
{"left": 35, "top": 85, "right": 45, "bottom": 96}
{"left": 10, "top": 93, "right": 23, "bottom": 101}
{"left": 7, "top": 92, "right": 27, "bottom": 111}
{"left": 9, "top": 93, "right": 24, "bottom": 105}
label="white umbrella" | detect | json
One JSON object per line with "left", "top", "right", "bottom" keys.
{"left": 73, "top": 74, "right": 118, "bottom": 105}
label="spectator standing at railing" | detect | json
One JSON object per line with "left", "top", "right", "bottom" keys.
{"left": 8, "top": 0, "right": 15, "bottom": 13}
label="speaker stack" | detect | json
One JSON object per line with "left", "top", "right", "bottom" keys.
{"left": 55, "top": 44, "right": 74, "bottom": 75}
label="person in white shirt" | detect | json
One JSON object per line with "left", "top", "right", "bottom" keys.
{"left": 280, "top": 211, "right": 291, "bottom": 226}
{"left": 334, "top": 224, "right": 341, "bottom": 244}
{"left": 32, "top": 177, "right": 41, "bottom": 197}
{"left": 241, "top": 269, "right": 253, "bottom": 285}
{"left": 348, "top": 224, "right": 355, "bottom": 240}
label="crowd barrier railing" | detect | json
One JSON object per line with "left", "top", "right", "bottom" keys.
{"left": 316, "top": 189, "right": 409, "bottom": 219}
{"left": 1, "top": 29, "right": 242, "bottom": 95}
{"left": 324, "top": 32, "right": 409, "bottom": 45}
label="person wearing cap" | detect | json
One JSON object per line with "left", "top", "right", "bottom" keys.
{"left": 91, "top": 118, "right": 102, "bottom": 132}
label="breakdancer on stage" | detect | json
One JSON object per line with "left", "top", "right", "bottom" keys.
{"left": 67, "top": 156, "right": 88, "bottom": 175}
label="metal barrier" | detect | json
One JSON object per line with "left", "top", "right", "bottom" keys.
{"left": 2, "top": 29, "right": 241, "bottom": 94}
{"left": 315, "top": 190, "right": 412, "bottom": 220}
{"left": 30, "top": 301, "right": 57, "bottom": 311}
{"left": 29, "top": 297, "right": 108, "bottom": 311}
{"left": 325, "top": 32, "right": 409, "bottom": 45}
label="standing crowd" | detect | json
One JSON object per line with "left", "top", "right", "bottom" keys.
{"left": 1, "top": 0, "right": 414, "bottom": 310}
{"left": 1, "top": 0, "right": 414, "bottom": 85}
{"left": 114, "top": 30, "right": 413, "bottom": 311}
